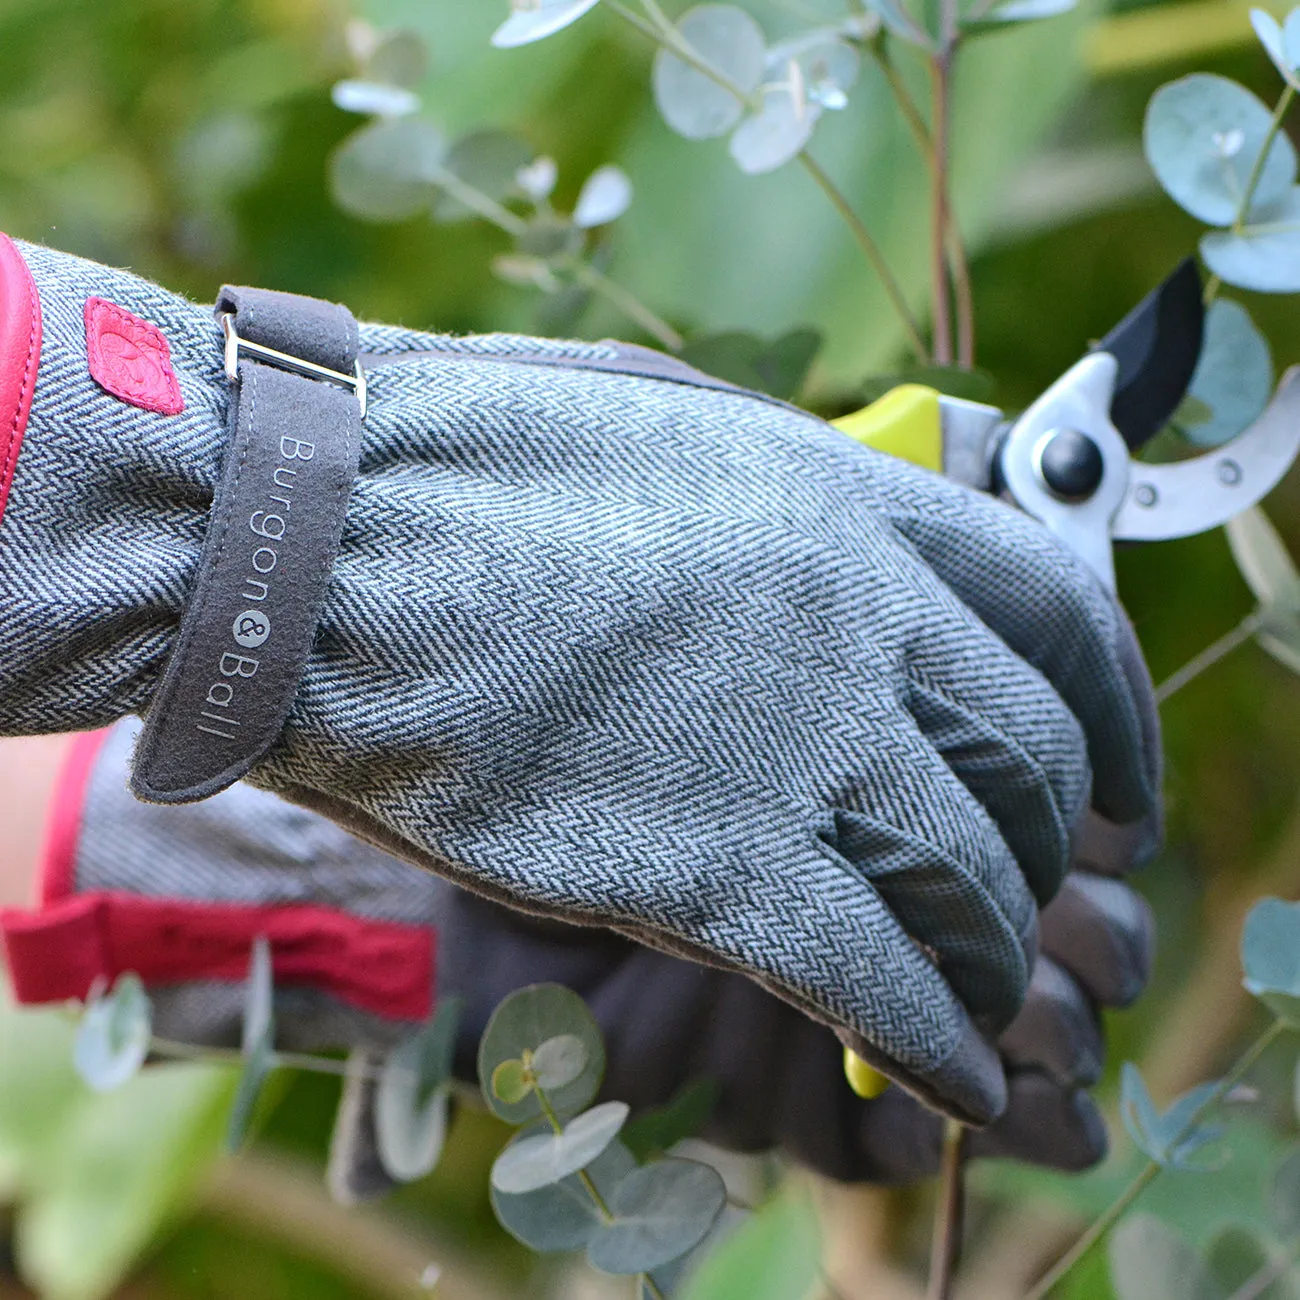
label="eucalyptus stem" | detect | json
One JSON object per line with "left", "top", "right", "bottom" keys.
{"left": 928, "top": 1121, "right": 967, "bottom": 1300}
{"left": 1023, "top": 1019, "right": 1288, "bottom": 1300}
{"left": 1155, "top": 608, "right": 1267, "bottom": 704}
{"left": 569, "top": 259, "right": 685, "bottom": 350}
{"left": 1199, "top": 83, "right": 1296, "bottom": 313}
{"left": 928, "top": 51, "right": 955, "bottom": 366}
{"left": 433, "top": 169, "right": 527, "bottom": 238}
{"left": 150, "top": 1036, "right": 375, "bottom": 1080}
{"left": 602, "top": 0, "right": 928, "bottom": 358}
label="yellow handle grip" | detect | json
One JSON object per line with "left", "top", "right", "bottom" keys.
{"left": 830, "top": 384, "right": 944, "bottom": 1101}
{"left": 832, "top": 384, "right": 944, "bottom": 473}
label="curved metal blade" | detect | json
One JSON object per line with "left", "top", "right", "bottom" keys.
{"left": 1113, "top": 366, "right": 1300, "bottom": 541}
{"left": 1096, "top": 258, "right": 1204, "bottom": 451}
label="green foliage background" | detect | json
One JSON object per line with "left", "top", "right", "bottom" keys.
{"left": 2, "top": 0, "right": 1300, "bottom": 1297}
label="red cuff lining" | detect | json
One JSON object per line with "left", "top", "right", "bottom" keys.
{"left": 0, "top": 892, "right": 434, "bottom": 1022}
{"left": 41, "top": 728, "right": 112, "bottom": 906}
{"left": 0, "top": 233, "right": 41, "bottom": 531}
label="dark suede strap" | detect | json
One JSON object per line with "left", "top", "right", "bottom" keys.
{"left": 131, "top": 289, "right": 363, "bottom": 804}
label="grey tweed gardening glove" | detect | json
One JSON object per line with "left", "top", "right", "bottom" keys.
{"left": 0, "top": 235, "right": 1161, "bottom": 1125}
{"left": 1, "top": 720, "right": 1155, "bottom": 1201}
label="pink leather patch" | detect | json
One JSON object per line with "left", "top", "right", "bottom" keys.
{"left": 84, "top": 296, "right": 184, "bottom": 416}
{"left": 0, "top": 233, "right": 42, "bottom": 531}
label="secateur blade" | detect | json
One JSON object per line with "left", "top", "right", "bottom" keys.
{"left": 1095, "top": 258, "right": 1205, "bottom": 452}
{"left": 1113, "top": 366, "right": 1300, "bottom": 541}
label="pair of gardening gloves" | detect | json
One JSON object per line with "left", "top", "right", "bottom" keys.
{"left": 0, "top": 233, "right": 1161, "bottom": 1187}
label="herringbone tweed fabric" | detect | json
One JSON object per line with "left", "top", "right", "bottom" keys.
{"left": 0, "top": 240, "right": 1160, "bottom": 1123}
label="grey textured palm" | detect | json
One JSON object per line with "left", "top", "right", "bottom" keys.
{"left": 75, "top": 721, "right": 1154, "bottom": 1197}
{"left": 0, "top": 241, "right": 1160, "bottom": 1123}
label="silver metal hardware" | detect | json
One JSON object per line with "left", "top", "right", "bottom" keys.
{"left": 221, "top": 313, "right": 367, "bottom": 419}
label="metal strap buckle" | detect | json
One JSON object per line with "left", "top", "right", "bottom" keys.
{"left": 221, "top": 312, "right": 367, "bottom": 419}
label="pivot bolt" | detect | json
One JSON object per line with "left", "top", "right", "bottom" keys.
{"left": 1035, "top": 429, "right": 1105, "bottom": 502}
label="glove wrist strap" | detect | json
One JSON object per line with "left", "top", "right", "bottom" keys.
{"left": 131, "top": 287, "right": 364, "bottom": 804}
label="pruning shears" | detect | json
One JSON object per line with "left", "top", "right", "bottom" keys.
{"left": 834, "top": 261, "right": 1300, "bottom": 1099}
{"left": 833, "top": 260, "right": 1300, "bottom": 593}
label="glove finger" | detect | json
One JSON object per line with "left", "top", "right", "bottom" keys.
{"left": 997, "top": 956, "right": 1103, "bottom": 1086}
{"left": 905, "top": 627, "right": 1089, "bottom": 905}
{"left": 966, "top": 1070, "right": 1108, "bottom": 1171}
{"left": 827, "top": 729, "right": 1037, "bottom": 1033}
{"left": 326, "top": 1050, "right": 398, "bottom": 1206}
{"left": 1074, "top": 806, "right": 1162, "bottom": 877}
{"left": 878, "top": 479, "right": 1159, "bottom": 828}
{"left": 1040, "top": 871, "right": 1154, "bottom": 1008}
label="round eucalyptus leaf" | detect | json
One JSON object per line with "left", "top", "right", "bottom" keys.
{"left": 490, "top": 1101, "right": 629, "bottom": 1194}
{"left": 1108, "top": 1214, "right": 1221, "bottom": 1300}
{"left": 73, "top": 973, "right": 152, "bottom": 1093}
{"left": 478, "top": 984, "right": 605, "bottom": 1123}
{"left": 1242, "top": 897, "right": 1300, "bottom": 1023}
{"left": 330, "top": 117, "right": 448, "bottom": 223}
{"left": 1201, "top": 188, "right": 1300, "bottom": 292}
{"left": 587, "top": 1158, "right": 726, "bottom": 1275}
{"left": 1225, "top": 506, "right": 1300, "bottom": 612}
{"left": 331, "top": 80, "right": 421, "bottom": 119}
{"left": 375, "top": 1003, "right": 460, "bottom": 1182}
{"left": 532, "top": 1034, "right": 588, "bottom": 1090}
{"left": 492, "top": 0, "right": 603, "bottom": 49}
{"left": 491, "top": 1140, "right": 636, "bottom": 1252}
{"left": 493, "top": 254, "right": 558, "bottom": 290}
{"left": 730, "top": 87, "right": 818, "bottom": 175}
{"left": 1206, "top": 1226, "right": 1270, "bottom": 1295}
{"left": 1270, "top": 1145, "right": 1300, "bottom": 1238}
{"left": 1251, "top": 9, "right": 1300, "bottom": 88}
{"left": 573, "top": 165, "right": 633, "bottom": 228}
{"left": 436, "top": 131, "right": 534, "bottom": 222}
{"left": 1144, "top": 75, "right": 1296, "bottom": 226}
{"left": 227, "top": 1028, "right": 276, "bottom": 1152}
{"left": 767, "top": 32, "right": 860, "bottom": 111}
{"left": 517, "top": 155, "right": 559, "bottom": 202}
{"left": 493, "top": 1059, "right": 534, "bottom": 1105}
{"left": 367, "top": 28, "right": 429, "bottom": 89}
{"left": 1174, "top": 299, "right": 1273, "bottom": 447}
{"left": 973, "top": 0, "right": 1077, "bottom": 25}
{"left": 652, "top": 5, "right": 766, "bottom": 141}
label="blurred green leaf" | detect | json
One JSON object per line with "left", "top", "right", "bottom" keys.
{"left": 573, "top": 164, "right": 633, "bottom": 228}
{"left": 1109, "top": 1214, "right": 1223, "bottom": 1300}
{"left": 490, "top": 1101, "right": 630, "bottom": 1194}
{"left": 491, "top": 1139, "right": 636, "bottom": 1252}
{"left": 367, "top": 27, "right": 429, "bottom": 88}
{"left": 622, "top": 1078, "right": 721, "bottom": 1163}
{"left": 493, "top": 1058, "right": 535, "bottom": 1105}
{"left": 588, "top": 1158, "right": 726, "bottom": 1275}
{"left": 329, "top": 116, "right": 447, "bottom": 222}
{"left": 766, "top": 32, "right": 860, "bottom": 112}
{"left": 652, "top": 5, "right": 766, "bottom": 141}
{"left": 227, "top": 938, "right": 276, "bottom": 1152}
{"left": 681, "top": 328, "right": 822, "bottom": 399}
{"left": 966, "top": 0, "right": 1078, "bottom": 31}
{"left": 1201, "top": 190, "right": 1300, "bottom": 293}
{"left": 679, "top": 1186, "right": 821, "bottom": 1300}
{"left": 1207, "top": 1225, "right": 1272, "bottom": 1295}
{"left": 858, "top": 364, "right": 996, "bottom": 403}
{"left": 1242, "top": 897, "right": 1300, "bottom": 1024}
{"left": 375, "top": 997, "right": 461, "bottom": 1181}
{"left": 436, "top": 130, "right": 534, "bottom": 221}
{"left": 532, "top": 1034, "right": 588, "bottom": 1090}
{"left": 1144, "top": 74, "right": 1296, "bottom": 227}
{"left": 17, "top": 1061, "right": 235, "bottom": 1300}
{"left": 478, "top": 983, "right": 605, "bottom": 1123}
{"left": 1120, "top": 1063, "right": 1225, "bottom": 1169}
{"left": 1226, "top": 507, "right": 1300, "bottom": 610}
{"left": 73, "top": 974, "right": 152, "bottom": 1094}
{"left": 492, "top": 0, "right": 604, "bottom": 49}
{"left": 1174, "top": 300, "right": 1273, "bottom": 448}
{"left": 1272, "top": 1144, "right": 1300, "bottom": 1239}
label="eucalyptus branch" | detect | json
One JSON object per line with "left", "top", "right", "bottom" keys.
{"left": 1023, "top": 1019, "right": 1288, "bottom": 1300}
{"left": 569, "top": 258, "right": 685, "bottom": 350}
{"left": 928, "top": 1121, "right": 968, "bottom": 1300}
{"left": 1155, "top": 608, "right": 1267, "bottom": 704}
{"left": 150, "top": 1035, "right": 375, "bottom": 1080}
{"left": 602, "top": 0, "right": 928, "bottom": 359}
{"left": 1204, "top": 82, "right": 1296, "bottom": 307}
{"left": 928, "top": 52, "right": 956, "bottom": 366}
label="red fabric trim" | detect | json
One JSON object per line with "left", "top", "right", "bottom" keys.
{"left": 40, "top": 729, "right": 112, "bottom": 906}
{"left": 0, "top": 233, "right": 41, "bottom": 530}
{"left": 0, "top": 892, "right": 434, "bottom": 1022}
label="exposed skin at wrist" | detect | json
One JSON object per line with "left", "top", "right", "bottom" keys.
{"left": 0, "top": 734, "right": 71, "bottom": 909}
